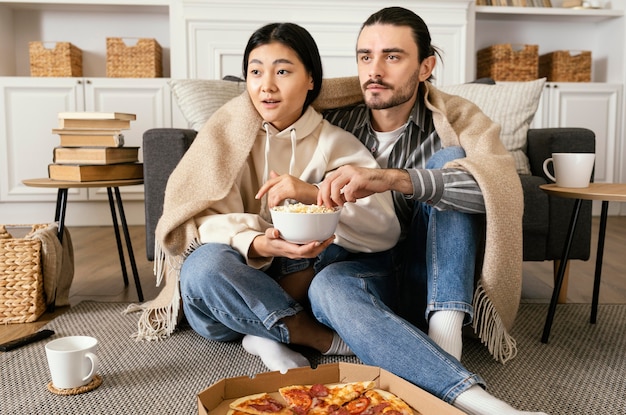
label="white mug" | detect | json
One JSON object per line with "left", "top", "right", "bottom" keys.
{"left": 542, "top": 152, "right": 595, "bottom": 188}
{"left": 45, "top": 336, "right": 99, "bottom": 389}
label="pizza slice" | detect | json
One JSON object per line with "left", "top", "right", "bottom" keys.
{"left": 279, "top": 381, "right": 375, "bottom": 415}
{"left": 229, "top": 392, "right": 294, "bottom": 415}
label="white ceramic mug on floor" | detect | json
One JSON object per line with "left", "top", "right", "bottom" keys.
{"left": 542, "top": 152, "right": 595, "bottom": 188}
{"left": 45, "top": 336, "right": 99, "bottom": 389}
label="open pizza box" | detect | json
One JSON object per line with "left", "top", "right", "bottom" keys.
{"left": 197, "top": 362, "right": 466, "bottom": 415}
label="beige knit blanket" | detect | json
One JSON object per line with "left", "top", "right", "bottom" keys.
{"left": 127, "top": 77, "right": 522, "bottom": 363}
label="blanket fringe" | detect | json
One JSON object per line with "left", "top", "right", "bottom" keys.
{"left": 472, "top": 281, "right": 518, "bottom": 364}
{"left": 123, "top": 283, "right": 181, "bottom": 341}
{"left": 123, "top": 240, "right": 200, "bottom": 341}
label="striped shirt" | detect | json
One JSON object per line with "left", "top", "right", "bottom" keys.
{"left": 323, "top": 91, "right": 485, "bottom": 235}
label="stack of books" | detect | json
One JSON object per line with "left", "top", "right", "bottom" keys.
{"left": 48, "top": 112, "right": 143, "bottom": 182}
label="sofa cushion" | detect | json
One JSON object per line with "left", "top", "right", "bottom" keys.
{"left": 439, "top": 78, "right": 546, "bottom": 175}
{"left": 170, "top": 78, "right": 246, "bottom": 131}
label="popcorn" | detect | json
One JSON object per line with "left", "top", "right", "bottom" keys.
{"left": 272, "top": 202, "right": 337, "bottom": 214}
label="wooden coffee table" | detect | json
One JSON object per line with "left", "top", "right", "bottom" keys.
{"left": 539, "top": 183, "right": 626, "bottom": 343}
{"left": 22, "top": 178, "right": 145, "bottom": 302}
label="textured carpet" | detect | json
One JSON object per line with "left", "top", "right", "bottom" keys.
{"left": 1, "top": 301, "right": 625, "bottom": 414}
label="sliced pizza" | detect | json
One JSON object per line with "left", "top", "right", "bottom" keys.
{"left": 279, "top": 381, "right": 375, "bottom": 415}
{"left": 229, "top": 392, "right": 294, "bottom": 415}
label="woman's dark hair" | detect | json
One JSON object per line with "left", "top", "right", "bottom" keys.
{"left": 243, "top": 22, "right": 323, "bottom": 111}
{"left": 360, "top": 7, "right": 442, "bottom": 81}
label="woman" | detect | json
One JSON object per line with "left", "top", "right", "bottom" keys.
{"left": 147, "top": 22, "right": 400, "bottom": 373}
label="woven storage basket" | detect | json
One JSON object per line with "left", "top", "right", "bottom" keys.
{"left": 539, "top": 50, "right": 591, "bottom": 82}
{"left": 0, "top": 225, "right": 46, "bottom": 324}
{"left": 106, "top": 37, "right": 163, "bottom": 78}
{"left": 29, "top": 41, "right": 82, "bottom": 77}
{"left": 477, "top": 43, "right": 539, "bottom": 81}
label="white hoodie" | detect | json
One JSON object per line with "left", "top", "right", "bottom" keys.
{"left": 195, "top": 106, "right": 400, "bottom": 270}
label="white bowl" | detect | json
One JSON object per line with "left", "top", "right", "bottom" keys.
{"left": 270, "top": 203, "right": 341, "bottom": 244}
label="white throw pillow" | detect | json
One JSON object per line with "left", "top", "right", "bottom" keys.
{"left": 170, "top": 79, "right": 246, "bottom": 131}
{"left": 439, "top": 78, "right": 546, "bottom": 175}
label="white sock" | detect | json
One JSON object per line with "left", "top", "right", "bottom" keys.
{"left": 323, "top": 332, "right": 354, "bottom": 356}
{"left": 241, "top": 334, "right": 310, "bottom": 374}
{"left": 428, "top": 310, "right": 464, "bottom": 360}
{"left": 454, "top": 385, "right": 548, "bottom": 415}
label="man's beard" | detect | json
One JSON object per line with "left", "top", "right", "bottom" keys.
{"left": 363, "top": 69, "right": 420, "bottom": 110}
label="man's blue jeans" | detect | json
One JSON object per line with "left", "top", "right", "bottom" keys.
{"left": 309, "top": 146, "right": 485, "bottom": 403}
{"left": 395, "top": 146, "right": 482, "bottom": 330}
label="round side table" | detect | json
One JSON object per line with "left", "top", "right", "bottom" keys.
{"left": 539, "top": 183, "right": 626, "bottom": 343}
{"left": 22, "top": 178, "right": 144, "bottom": 302}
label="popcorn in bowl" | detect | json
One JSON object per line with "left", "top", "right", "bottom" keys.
{"left": 270, "top": 203, "right": 341, "bottom": 244}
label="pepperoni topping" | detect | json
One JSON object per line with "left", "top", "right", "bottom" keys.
{"left": 310, "top": 383, "right": 329, "bottom": 397}
{"left": 283, "top": 388, "right": 313, "bottom": 413}
{"left": 328, "top": 405, "right": 350, "bottom": 415}
{"left": 249, "top": 397, "right": 285, "bottom": 413}
{"left": 345, "top": 396, "right": 371, "bottom": 414}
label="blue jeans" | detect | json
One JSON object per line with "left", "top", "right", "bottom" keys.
{"left": 179, "top": 242, "right": 388, "bottom": 343}
{"left": 309, "top": 146, "right": 485, "bottom": 403}
{"left": 395, "top": 146, "right": 482, "bottom": 330}
{"left": 180, "top": 243, "right": 305, "bottom": 343}
{"left": 309, "top": 254, "right": 484, "bottom": 403}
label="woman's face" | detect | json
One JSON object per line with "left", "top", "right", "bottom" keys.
{"left": 246, "top": 42, "right": 314, "bottom": 131}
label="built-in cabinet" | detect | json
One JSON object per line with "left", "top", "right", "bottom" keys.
{"left": 1, "top": 0, "right": 625, "bottom": 224}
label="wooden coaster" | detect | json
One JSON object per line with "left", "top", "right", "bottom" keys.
{"left": 47, "top": 374, "right": 103, "bottom": 395}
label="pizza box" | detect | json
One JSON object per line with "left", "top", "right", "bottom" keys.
{"left": 197, "top": 362, "right": 466, "bottom": 415}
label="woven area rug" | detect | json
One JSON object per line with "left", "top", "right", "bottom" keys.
{"left": 1, "top": 302, "right": 625, "bottom": 414}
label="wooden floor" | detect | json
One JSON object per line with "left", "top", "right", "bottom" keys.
{"left": 2, "top": 217, "right": 625, "bottom": 345}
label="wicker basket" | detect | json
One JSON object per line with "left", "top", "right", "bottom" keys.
{"left": 539, "top": 50, "right": 591, "bottom": 82}
{"left": 106, "top": 37, "right": 163, "bottom": 78}
{"left": 0, "top": 225, "right": 46, "bottom": 324}
{"left": 29, "top": 41, "right": 83, "bottom": 77}
{"left": 477, "top": 44, "right": 539, "bottom": 81}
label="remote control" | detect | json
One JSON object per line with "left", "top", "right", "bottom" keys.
{"left": 0, "top": 329, "right": 55, "bottom": 352}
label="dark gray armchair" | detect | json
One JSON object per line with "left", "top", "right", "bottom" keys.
{"left": 142, "top": 127, "right": 595, "bottom": 279}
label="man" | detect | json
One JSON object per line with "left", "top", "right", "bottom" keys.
{"left": 320, "top": 7, "right": 483, "bottom": 362}
{"left": 310, "top": 7, "right": 541, "bottom": 415}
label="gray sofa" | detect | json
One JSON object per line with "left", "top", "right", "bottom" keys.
{"left": 142, "top": 127, "right": 595, "bottom": 273}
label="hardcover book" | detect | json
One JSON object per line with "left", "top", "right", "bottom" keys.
{"left": 58, "top": 118, "right": 132, "bottom": 130}
{"left": 58, "top": 111, "right": 136, "bottom": 121}
{"left": 48, "top": 163, "right": 143, "bottom": 182}
{"left": 52, "top": 129, "right": 124, "bottom": 147}
{"left": 53, "top": 146, "right": 139, "bottom": 165}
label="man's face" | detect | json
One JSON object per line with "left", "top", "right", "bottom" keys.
{"left": 356, "top": 24, "right": 423, "bottom": 110}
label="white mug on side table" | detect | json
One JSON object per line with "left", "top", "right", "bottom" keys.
{"left": 542, "top": 152, "right": 595, "bottom": 188}
{"left": 45, "top": 336, "right": 99, "bottom": 389}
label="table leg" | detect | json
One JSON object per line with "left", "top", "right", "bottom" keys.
{"left": 542, "top": 198, "right": 583, "bottom": 344}
{"left": 590, "top": 201, "right": 609, "bottom": 324}
{"left": 107, "top": 188, "right": 130, "bottom": 287}
{"left": 110, "top": 187, "right": 144, "bottom": 303}
{"left": 55, "top": 188, "right": 69, "bottom": 243}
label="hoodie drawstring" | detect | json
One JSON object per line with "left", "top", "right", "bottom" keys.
{"left": 262, "top": 122, "right": 271, "bottom": 185}
{"left": 289, "top": 128, "right": 297, "bottom": 176}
